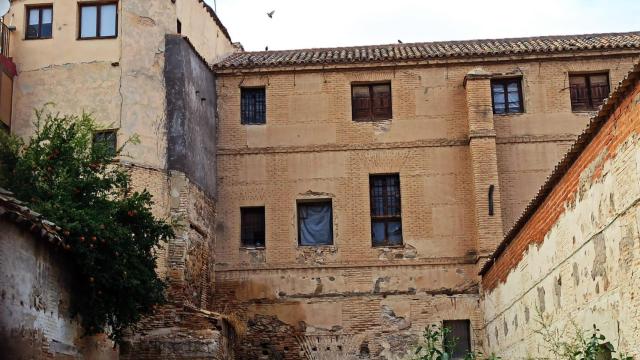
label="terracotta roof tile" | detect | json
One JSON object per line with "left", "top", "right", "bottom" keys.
{"left": 215, "top": 31, "right": 640, "bottom": 70}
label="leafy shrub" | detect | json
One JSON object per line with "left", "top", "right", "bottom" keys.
{"left": 0, "top": 109, "right": 174, "bottom": 344}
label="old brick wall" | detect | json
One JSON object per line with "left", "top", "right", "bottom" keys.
{"left": 481, "top": 78, "right": 640, "bottom": 358}
{"left": 0, "top": 218, "right": 117, "bottom": 360}
{"left": 214, "top": 55, "right": 639, "bottom": 358}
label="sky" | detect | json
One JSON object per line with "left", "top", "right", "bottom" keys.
{"left": 204, "top": 0, "right": 640, "bottom": 51}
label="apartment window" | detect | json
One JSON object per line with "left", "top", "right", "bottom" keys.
{"left": 92, "top": 130, "right": 117, "bottom": 156}
{"left": 352, "top": 83, "right": 392, "bottom": 121}
{"left": 297, "top": 200, "right": 333, "bottom": 246}
{"left": 26, "top": 5, "right": 53, "bottom": 39}
{"left": 79, "top": 2, "right": 118, "bottom": 39}
{"left": 443, "top": 320, "right": 471, "bottom": 359}
{"left": 240, "top": 207, "right": 265, "bottom": 248}
{"left": 491, "top": 78, "right": 523, "bottom": 114}
{"left": 370, "top": 174, "right": 402, "bottom": 247}
{"left": 569, "top": 73, "right": 610, "bottom": 111}
{"left": 241, "top": 87, "right": 266, "bottom": 124}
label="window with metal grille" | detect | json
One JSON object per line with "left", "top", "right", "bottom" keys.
{"left": 569, "top": 73, "right": 610, "bottom": 111}
{"left": 92, "top": 130, "right": 117, "bottom": 156}
{"left": 297, "top": 200, "right": 333, "bottom": 246}
{"left": 352, "top": 83, "right": 392, "bottom": 121}
{"left": 491, "top": 78, "right": 523, "bottom": 114}
{"left": 241, "top": 87, "right": 266, "bottom": 124}
{"left": 370, "top": 174, "right": 402, "bottom": 247}
{"left": 240, "top": 207, "right": 265, "bottom": 248}
{"left": 26, "top": 5, "right": 53, "bottom": 40}
{"left": 443, "top": 320, "right": 471, "bottom": 359}
{"left": 79, "top": 2, "right": 118, "bottom": 39}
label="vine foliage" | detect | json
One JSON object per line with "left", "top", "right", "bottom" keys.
{"left": 0, "top": 109, "right": 174, "bottom": 344}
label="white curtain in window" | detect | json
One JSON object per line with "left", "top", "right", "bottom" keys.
{"left": 100, "top": 4, "right": 117, "bottom": 37}
{"left": 81, "top": 6, "right": 97, "bottom": 38}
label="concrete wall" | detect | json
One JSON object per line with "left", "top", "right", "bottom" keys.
{"left": 165, "top": 35, "right": 218, "bottom": 196}
{"left": 0, "top": 218, "right": 116, "bottom": 359}
{"left": 214, "top": 54, "right": 640, "bottom": 358}
{"left": 481, "top": 80, "right": 640, "bottom": 358}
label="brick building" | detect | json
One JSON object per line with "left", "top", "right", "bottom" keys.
{"left": 2, "top": 1, "right": 640, "bottom": 359}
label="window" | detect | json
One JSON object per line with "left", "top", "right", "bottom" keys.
{"left": 79, "top": 3, "right": 118, "bottom": 39}
{"left": 352, "top": 83, "right": 392, "bottom": 121}
{"left": 569, "top": 73, "right": 610, "bottom": 111}
{"left": 370, "top": 174, "right": 402, "bottom": 247}
{"left": 297, "top": 200, "right": 333, "bottom": 246}
{"left": 491, "top": 78, "right": 523, "bottom": 114}
{"left": 241, "top": 87, "right": 266, "bottom": 124}
{"left": 92, "top": 130, "right": 117, "bottom": 156}
{"left": 26, "top": 5, "right": 53, "bottom": 39}
{"left": 443, "top": 320, "right": 471, "bottom": 359}
{"left": 240, "top": 207, "right": 265, "bottom": 248}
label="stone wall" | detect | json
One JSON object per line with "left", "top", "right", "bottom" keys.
{"left": 481, "top": 73, "right": 640, "bottom": 358}
{"left": 0, "top": 217, "right": 115, "bottom": 360}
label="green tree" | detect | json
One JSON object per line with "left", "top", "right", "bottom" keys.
{"left": 0, "top": 109, "right": 174, "bottom": 344}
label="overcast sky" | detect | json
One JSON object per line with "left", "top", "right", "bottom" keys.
{"left": 204, "top": 0, "right": 640, "bottom": 51}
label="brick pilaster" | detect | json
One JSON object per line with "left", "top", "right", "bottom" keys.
{"left": 464, "top": 69, "right": 505, "bottom": 257}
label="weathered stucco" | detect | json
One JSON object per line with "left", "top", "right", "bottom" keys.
{"left": 0, "top": 218, "right": 116, "bottom": 359}
{"left": 481, "top": 78, "right": 640, "bottom": 358}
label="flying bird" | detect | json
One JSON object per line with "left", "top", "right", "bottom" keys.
{"left": 265, "top": 46, "right": 269, "bottom": 51}
{"left": 398, "top": 40, "right": 403, "bottom": 44}
{"left": 267, "top": 10, "right": 275, "bottom": 18}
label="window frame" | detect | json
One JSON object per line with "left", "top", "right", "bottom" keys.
{"left": 297, "top": 199, "right": 334, "bottom": 247}
{"left": 369, "top": 173, "right": 403, "bottom": 247}
{"left": 568, "top": 72, "right": 610, "bottom": 112}
{"left": 92, "top": 129, "right": 117, "bottom": 156}
{"left": 351, "top": 82, "right": 393, "bottom": 122}
{"left": 25, "top": 5, "right": 54, "bottom": 40}
{"left": 240, "top": 206, "right": 266, "bottom": 249}
{"left": 443, "top": 320, "right": 472, "bottom": 359}
{"left": 240, "top": 86, "right": 267, "bottom": 125}
{"left": 78, "top": 2, "right": 119, "bottom": 40}
{"left": 490, "top": 77, "right": 524, "bottom": 115}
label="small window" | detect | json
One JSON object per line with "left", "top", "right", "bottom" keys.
{"left": 177, "top": 19, "right": 182, "bottom": 34}
{"left": 240, "top": 207, "right": 265, "bottom": 248}
{"left": 297, "top": 200, "right": 333, "bottom": 246}
{"left": 26, "top": 5, "right": 53, "bottom": 39}
{"left": 79, "top": 3, "right": 118, "bottom": 39}
{"left": 370, "top": 174, "right": 402, "bottom": 247}
{"left": 569, "top": 73, "right": 610, "bottom": 111}
{"left": 491, "top": 78, "right": 523, "bottom": 114}
{"left": 443, "top": 320, "right": 471, "bottom": 359}
{"left": 241, "top": 87, "right": 266, "bottom": 124}
{"left": 92, "top": 130, "right": 117, "bottom": 156}
{"left": 351, "top": 83, "right": 392, "bottom": 121}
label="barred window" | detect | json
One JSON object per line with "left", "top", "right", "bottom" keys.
{"left": 443, "top": 320, "right": 471, "bottom": 359}
{"left": 370, "top": 174, "right": 402, "bottom": 247}
{"left": 241, "top": 87, "right": 266, "bottom": 124}
{"left": 241, "top": 207, "right": 265, "bottom": 248}
{"left": 352, "top": 83, "right": 392, "bottom": 121}
{"left": 491, "top": 78, "right": 523, "bottom": 114}
{"left": 92, "top": 130, "right": 117, "bottom": 156}
{"left": 297, "top": 200, "right": 333, "bottom": 246}
{"left": 569, "top": 73, "right": 610, "bottom": 111}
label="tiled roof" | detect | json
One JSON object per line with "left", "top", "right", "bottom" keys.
{"left": 214, "top": 31, "right": 640, "bottom": 70}
{"left": 479, "top": 60, "right": 640, "bottom": 276}
{"left": 0, "top": 187, "right": 65, "bottom": 246}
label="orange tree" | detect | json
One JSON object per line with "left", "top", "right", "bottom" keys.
{"left": 0, "top": 109, "right": 174, "bottom": 344}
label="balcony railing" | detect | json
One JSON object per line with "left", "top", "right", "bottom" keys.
{"left": 0, "top": 19, "right": 10, "bottom": 58}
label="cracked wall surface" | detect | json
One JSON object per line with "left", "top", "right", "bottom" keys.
{"left": 481, "top": 79, "right": 640, "bottom": 358}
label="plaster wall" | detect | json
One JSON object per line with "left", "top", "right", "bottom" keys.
{"left": 482, "top": 81, "right": 640, "bottom": 358}
{"left": 0, "top": 219, "right": 116, "bottom": 359}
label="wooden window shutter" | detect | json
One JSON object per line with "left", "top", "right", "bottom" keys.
{"left": 352, "top": 85, "right": 371, "bottom": 121}
{"left": 372, "top": 84, "right": 392, "bottom": 120}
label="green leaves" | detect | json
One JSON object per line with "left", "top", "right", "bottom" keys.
{"left": 0, "top": 109, "right": 173, "bottom": 344}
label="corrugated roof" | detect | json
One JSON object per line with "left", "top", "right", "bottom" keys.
{"left": 479, "top": 60, "right": 640, "bottom": 276}
{"left": 214, "top": 31, "right": 640, "bottom": 70}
